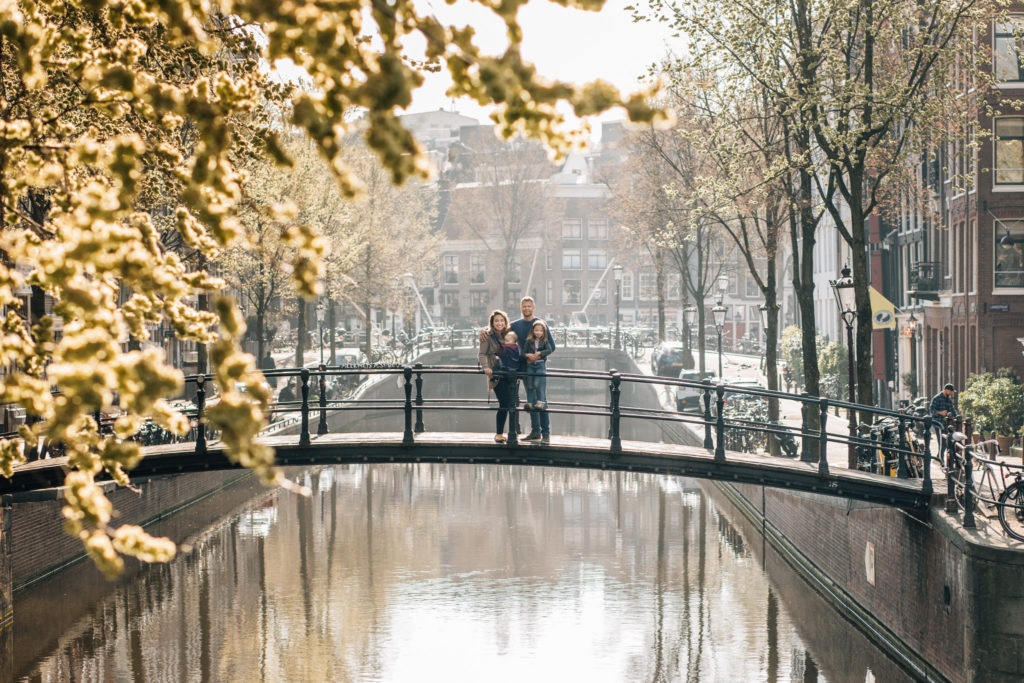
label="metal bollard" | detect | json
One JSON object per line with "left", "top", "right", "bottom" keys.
{"left": 403, "top": 366, "right": 414, "bottom": 445}
{"left": 896, "top": 415, "right": 909, "bottom": 478}
{"left": 702, "top": 380, "right": 713, "bottom": 450}
{"left": 299, "top": 368, "right": 310, "bottom": 447}
{"left": 945, "top": 422, "right": 957, "bottom": 513}
{"left": 414, "top": 362, "right": 425, "bottom": 433}
{"left": 963, "top": 441, "right": 976, "bottom": 528}
{"left": 609, "top": 371, "right": 622, "bottom": 453}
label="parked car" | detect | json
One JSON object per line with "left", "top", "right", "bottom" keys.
{"left": 675, "top": 370, "right": 707, "bottom": 413}
{"left": 650, "top": 341, "right": 686, "bottom": 376}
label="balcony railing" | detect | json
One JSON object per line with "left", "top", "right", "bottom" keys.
{"left": 908, "top": 260, "right": 941, "bottom": 301}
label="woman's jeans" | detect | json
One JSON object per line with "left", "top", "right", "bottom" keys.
{"left": 495, "top": 376, "right": 516, "bottom": 434}
{"left": 525, "top": 361, "right": 549, "bottom": 435}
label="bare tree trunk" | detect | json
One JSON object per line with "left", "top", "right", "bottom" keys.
{"left": 655, "top": 250, "right": 666, "bottom": 342}
{"left": 328, "top": 298, "right": 337, "bottom": 365}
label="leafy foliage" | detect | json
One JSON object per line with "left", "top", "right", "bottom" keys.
{"left": 0, "top": 0, "right": 660, "bottom": 576}
{"left": 959, "top": 372, "right": 1024, "bottom": 436}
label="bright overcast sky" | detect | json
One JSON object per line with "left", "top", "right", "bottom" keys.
{"left": 401, "top": 0, "right": 678, "bottom": 135}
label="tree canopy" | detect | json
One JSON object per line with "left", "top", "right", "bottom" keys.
{"left": 0, "top": 0, "right": 663, "bottom": 576}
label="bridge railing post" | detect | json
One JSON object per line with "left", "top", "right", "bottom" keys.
{"left": 299, "top": 368, "right": 311, "bottom": 447}
{"left": 896, "top": 415, "right": 909, "bottom": 478}
{"left": 608, "top": 370, "right": 622, "bottom": 453}
{"left": 714, "top": 384, "right": 725, "bottom": 462}
{"left": 944, "top": 420, "right": 957, "bottom": 513}
{"left": 403, "top": 366, "right": 414, "bottom": 445}
{"left": 921, "top": 417, "right": 933, "bottom": 496}
{"left": 818, "top": 398, "right": 830, "bottom": 476}
{"left": 317, "top": 363, "right": 328, "bottom": 436}
{"left": 585, "top": 328, "right": 591, "bottom": 348}
{"left": 195, "top": 374, "right": 207, "bottom": 456}
{"left": 414, "top": 362, "right": 425, "bottom": 433}
{"left": 963, "top": 440, "right": 976, "bottom": 528}
{"left": 799, "top": 393, "right": 813, "bottom": 462}
{"left": 701, "top": 380, "right": 713, "bottom": 450}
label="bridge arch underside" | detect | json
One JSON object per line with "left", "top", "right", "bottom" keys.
{"left": 6, "top": 433, "right": 929, "bottom": 510}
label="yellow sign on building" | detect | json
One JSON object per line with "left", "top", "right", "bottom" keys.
{"left": 869, "top": 286, "right": 896, "bottom": 329}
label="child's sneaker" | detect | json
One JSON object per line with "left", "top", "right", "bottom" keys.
{"left": 534, "top": 401, "right": 546, "bottom": 410}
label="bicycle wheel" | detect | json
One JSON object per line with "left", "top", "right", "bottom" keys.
{"left": 998, "top": 481, "right": 1024, "bottom": 541}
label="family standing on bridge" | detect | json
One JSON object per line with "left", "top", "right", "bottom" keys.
{"left": 478, "top": 297, "right": 556, "bottom": 444}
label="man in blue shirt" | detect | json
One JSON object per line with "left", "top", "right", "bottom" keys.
{"left": 930, "top": 383, "right": 958, "bottom": 446}
{"left": 511, "top": 297, "right": 556, "bottom": 443}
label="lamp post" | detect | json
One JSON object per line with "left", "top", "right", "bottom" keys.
{"left": 712, "top": 300, "right": 727, "bottom": 379}
{"left": 906, "top": 312, "right": 919, "bottom": 396}
{"left": 716, "top": 275, "right": 729, "bottom": 350}
{"left": 315, "top": 302, "right": 326, "bottom": 365}
{"left": 829, "top": 265, "right": 858, "bottom": 469}
{"left": 613, "top": 264, "right": 623, "bottom": 351}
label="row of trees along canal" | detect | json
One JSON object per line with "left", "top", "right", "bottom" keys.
{"left": 614, "top": 0, "right": 1000, "bottom": 433}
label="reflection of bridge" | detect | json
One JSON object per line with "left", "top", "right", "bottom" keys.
{"left": 5, "top": 359, "right": 940, "bottom": 510}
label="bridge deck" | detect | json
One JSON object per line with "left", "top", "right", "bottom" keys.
{"left": 4, "top": 432, "right": 931, "bottom": 509}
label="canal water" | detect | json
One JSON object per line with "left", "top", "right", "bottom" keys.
{"left": 13, "top": 465, "right": 915, "bottom": 682}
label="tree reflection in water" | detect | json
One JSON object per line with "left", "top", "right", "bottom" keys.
{"left": 15, "top": 465, "right": 914, "bottom": 681}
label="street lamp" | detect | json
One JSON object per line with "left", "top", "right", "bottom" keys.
{"left": 712, "top": 300, "right": 727, "bottom": 379}
{"left": 613, "top": 264, "right": 623, "bottom": 351}
{"left": 829, "top": 264, "right": 858, "bottom": 469}
{"left": 906, "top": 312, "right": 920, "bottom": 396}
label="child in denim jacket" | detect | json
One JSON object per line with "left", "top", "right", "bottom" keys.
{"left": 522, "top": 320, "right": 551, "bottom": 411}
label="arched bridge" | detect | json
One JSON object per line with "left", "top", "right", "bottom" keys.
{"left": 3, "top": 359, "right": 940, "bottom": 509}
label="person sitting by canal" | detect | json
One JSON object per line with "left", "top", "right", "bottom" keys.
{"left": 478, "top": 310, "right": 517, "bottom": 443}
{"left": 522, "top": 320, "right": 551, "bottom": 413}
{"left": 930, "top": 383, "right": 958, "bottom": 444}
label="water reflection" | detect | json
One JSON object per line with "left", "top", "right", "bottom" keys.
{"left": 16, "top": 465, "right": 912, "bottom": 681}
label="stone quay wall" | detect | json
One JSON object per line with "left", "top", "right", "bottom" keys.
{"left": 5, "top": 469, "right": 253, "bottom": 590}
{"left": 705, "top": 480, "right": 1024, "bottom": 683}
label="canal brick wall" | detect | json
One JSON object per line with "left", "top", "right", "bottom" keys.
{"left": 6, "top": 469, "right": 254, "bottom": 589}
{"left": 707, "top": 481, "right": 1024, "bottom": 683}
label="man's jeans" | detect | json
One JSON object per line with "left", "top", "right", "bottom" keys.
{"left": 526, "top": 362, "right": 549, "bottom": 435}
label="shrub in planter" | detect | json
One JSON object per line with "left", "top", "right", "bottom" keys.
{"left": 959, "top": 372, "right": 1024, "bottom": 437}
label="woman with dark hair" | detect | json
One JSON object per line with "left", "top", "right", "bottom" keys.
{"left": 478, "top": 309, "right": 516, "bottom": 442}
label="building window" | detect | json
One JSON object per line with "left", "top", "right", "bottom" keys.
{"left": 470, "top": 254, "right": 486, "bottom": 284}
{"left": 470, "top": 290, "right": 489, "bottom": 317}
{"left": 996, "top": 219, "right": 1024, "bottom": 287}
{"left": 506, "top": 289, "right": 520, "bottom": 309}
{"left": 443, "top": 255, "right": 459, "bottom": 284}
{"left": 728, "top": 274, "right": 739, "bottom": 297}
{"left": 592, "top": 280, "right": 608, "bottom": 305}
{"left": 995, "top": 18, "right": 1024, "bottom": 82}
{"left": 508, "top": 260, "right": 521, "bottom": 283}
{"left": 562, "top": 219, "right": 582, "bottom": 240}
{"left": 442, "top": 291, "right": 459, "bottom": 316}
{"left": 639, "top": 272, "right": 657, "bottom": 300}
{"left": 667, "top": 273, "right": 680, "bottom": 301}
{"left": 545, "top": 252, "right": 553, "bottom": 271}
{"left": 563, "top": 279, "right": 582, "bottom": 305}
{"left": 994, "top": 117, "right": 1024, "bottom": 185}
{"left": 562, "top": 249, "right": 581, "bottom": 270}
{"left": 545, "top": 280, "right": 553, "bottom": 306}
{"left": 588, "top": 219, "right": 608, "bottom": 240}
{"left": 745, "top": 275, "right": 759, "bottom": 298}
{"left": 621, "top": 271, "right": 634, "bottom": 300}
{"left": 587, "top": 249, "right": 607, "bottom": 270}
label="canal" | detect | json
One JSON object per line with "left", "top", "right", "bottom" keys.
{"left": 13, "top": 465, "right": 916, "bottom": 681}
